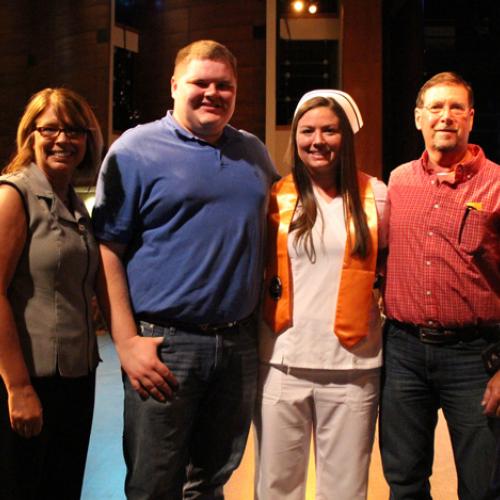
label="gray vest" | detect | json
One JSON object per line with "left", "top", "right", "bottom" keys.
{"left": 1, "top": 163, "right": 99, "bottom": 377}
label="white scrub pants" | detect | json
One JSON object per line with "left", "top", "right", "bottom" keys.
{"left": 254, "top": 363, "right": 380, "bottom": 500}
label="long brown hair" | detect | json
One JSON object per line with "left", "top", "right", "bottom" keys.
{"left": 287, "top": 96, "right": 371, "bottom": 261}
{"left": 3, "top": 87, "right": 103, "bottom": 184}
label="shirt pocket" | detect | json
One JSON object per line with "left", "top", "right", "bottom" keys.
{"left": 458, "top": 207, "right": 489, "bottom": 254}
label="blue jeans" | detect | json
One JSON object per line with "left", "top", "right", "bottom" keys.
{"left": 379, "top": 321, "right": 498, "bottom": 500}
{"left": 123, "top": 318, "right": 258, "bottom": 500}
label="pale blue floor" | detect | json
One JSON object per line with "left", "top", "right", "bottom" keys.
{"left": 82, "top": 334, "right": 126, "bottom": 499}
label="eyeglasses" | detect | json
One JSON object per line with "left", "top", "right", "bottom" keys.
{"left": 422, "top": 104, "right": 470, "bottom": 118}
{"left": 35, "top": 126, "right": 88, "bottom": 139}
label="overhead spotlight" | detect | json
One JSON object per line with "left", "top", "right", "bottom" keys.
{"left": 292, "top": 0, "right": 305, "bottom": 12}
{"left": 308, "top": 2, "right": 318, "bottom": 14}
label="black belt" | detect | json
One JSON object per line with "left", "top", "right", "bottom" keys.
{"left": 388, "top": 319, "right": 499, "bottom": 345}
{"left": 137, "top": 315, "right": 250, "bottom": 335}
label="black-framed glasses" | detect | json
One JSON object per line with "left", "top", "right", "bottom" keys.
{"left": 35, "top": 126, "right": 88, "bottom": 139}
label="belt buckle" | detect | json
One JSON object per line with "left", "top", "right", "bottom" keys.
{"left": 198, "top": 320, "right": 238, "bottom": 333}
{"left": 139, "top": 321, "right": 164, "bottom": 337}
{"left": 418, "top": 327, "right": 446, "bottom": 345}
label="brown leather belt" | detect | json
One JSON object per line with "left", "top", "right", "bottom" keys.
{"left": 389, "top": 319, "right": 500, "bottom": 345}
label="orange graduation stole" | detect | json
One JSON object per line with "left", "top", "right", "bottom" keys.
{"left": 263, "top": 172, "right": 378, "bottom": 348}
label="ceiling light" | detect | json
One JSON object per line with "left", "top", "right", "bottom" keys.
{"left": 308, "top": 2, "right": 318, "bottom": 14}
{"left": 292, "top": 1, "right": 305, "bottom": 12}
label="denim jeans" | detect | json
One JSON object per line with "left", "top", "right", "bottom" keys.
{"left": 379, "top": 321, "right": 498, "bottom": 500}
{"left": 124, "top": 317, "right": 258, "bottom": 500}
{"left": 491, "top": 424, "right": 500, "bottom": 495}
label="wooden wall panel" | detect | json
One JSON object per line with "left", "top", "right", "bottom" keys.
{"left": 189, "top": 2, "right": 265, "bottom": 31}
{"left": 135, "top": 0, "right": 267, "bottom": 140}
{"left": 0, "top": 1, "right": 31, "bottom": 166}
{"left": 0, "top": 0, "right": 380, "bottom": 173}
{"left": 0, "top": 0, "right": 110, "bottom": 167}
{"left": 148, "top": 7, "right": 190, "bottom": 34}
{"left": 342, "top": 0, "right": 382, "bottom": 178}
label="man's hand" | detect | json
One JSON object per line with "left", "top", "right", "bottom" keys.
{"left": 482, "top": 371, "right": 500, "bottom": 417}
{"left": 116, "top": 335, "right": 178, "bottom": 401}
{"left": 8, "top": 384, "right": 43, "bottom": 438}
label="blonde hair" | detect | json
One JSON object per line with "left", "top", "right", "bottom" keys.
{"left": 4, "top": 87, "right": 103, "bottom": 183}
{"left": 173, "top": 40, "right": 237, "bottom": 78}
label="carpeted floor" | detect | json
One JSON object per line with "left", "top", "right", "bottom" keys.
{"left": 82, "top": 334, "right": 126, "bottom": 500}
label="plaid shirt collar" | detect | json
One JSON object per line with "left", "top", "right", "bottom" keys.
{"left": 421, "top": 144, "right": 483, "bottom": 185}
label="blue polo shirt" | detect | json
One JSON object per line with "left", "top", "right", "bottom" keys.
{"left": 93, "top": 112, "right": 277, "bottom": 324}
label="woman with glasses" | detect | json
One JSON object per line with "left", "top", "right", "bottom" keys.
{"left": 254, "top": 90, "right": 387, "bottom": 500}
{"left": 0, "top": 88, "right": 103, "bottom": 500}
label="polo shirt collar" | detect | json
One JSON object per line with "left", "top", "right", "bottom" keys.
{"left": 165, "top": 110, "right": 237, "bottom": 146}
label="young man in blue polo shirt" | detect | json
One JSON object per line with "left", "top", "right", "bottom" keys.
{"left": 93, "top": 40, "right": 277, "bottom": 499}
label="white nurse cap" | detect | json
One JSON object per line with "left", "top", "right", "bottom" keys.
{"left": 294, "top": 89, "right": 363, "bottom": 134}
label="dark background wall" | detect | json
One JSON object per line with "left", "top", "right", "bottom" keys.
{"left": 383, "top": 0, "right": 500, "bottom": 179}
{"left": 343, "top": 0, "right": 382, "bottom": 178}
{"left": 0, "top": 0, "right": 110, "bottom": 167}
{"left": 129, "top": 0, "right": 267, "bottom": 140}
{"left": 1, "top": 0, "right": 498, "bottom": 179}
{"left": 0, "top": 0, "right": 267, "bottom": 167}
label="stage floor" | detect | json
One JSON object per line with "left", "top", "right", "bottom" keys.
{"left": 82, "top": 334, "right": 457, "bottom": 499}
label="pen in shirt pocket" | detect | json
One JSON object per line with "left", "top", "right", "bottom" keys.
{"left": 458, "top": 201, "right": 483, "bottom": 244}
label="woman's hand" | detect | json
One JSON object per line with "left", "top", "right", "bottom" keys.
{"left": 8, "top": 384, "right": 43, "bottom": 438}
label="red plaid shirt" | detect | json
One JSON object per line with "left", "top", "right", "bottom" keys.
{"left": 384, "top": 145, "right": 500, "bottom": 328}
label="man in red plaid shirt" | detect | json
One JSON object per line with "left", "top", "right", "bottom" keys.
{"left": 380, "top": 72, "right": 500, "bottom": 500}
